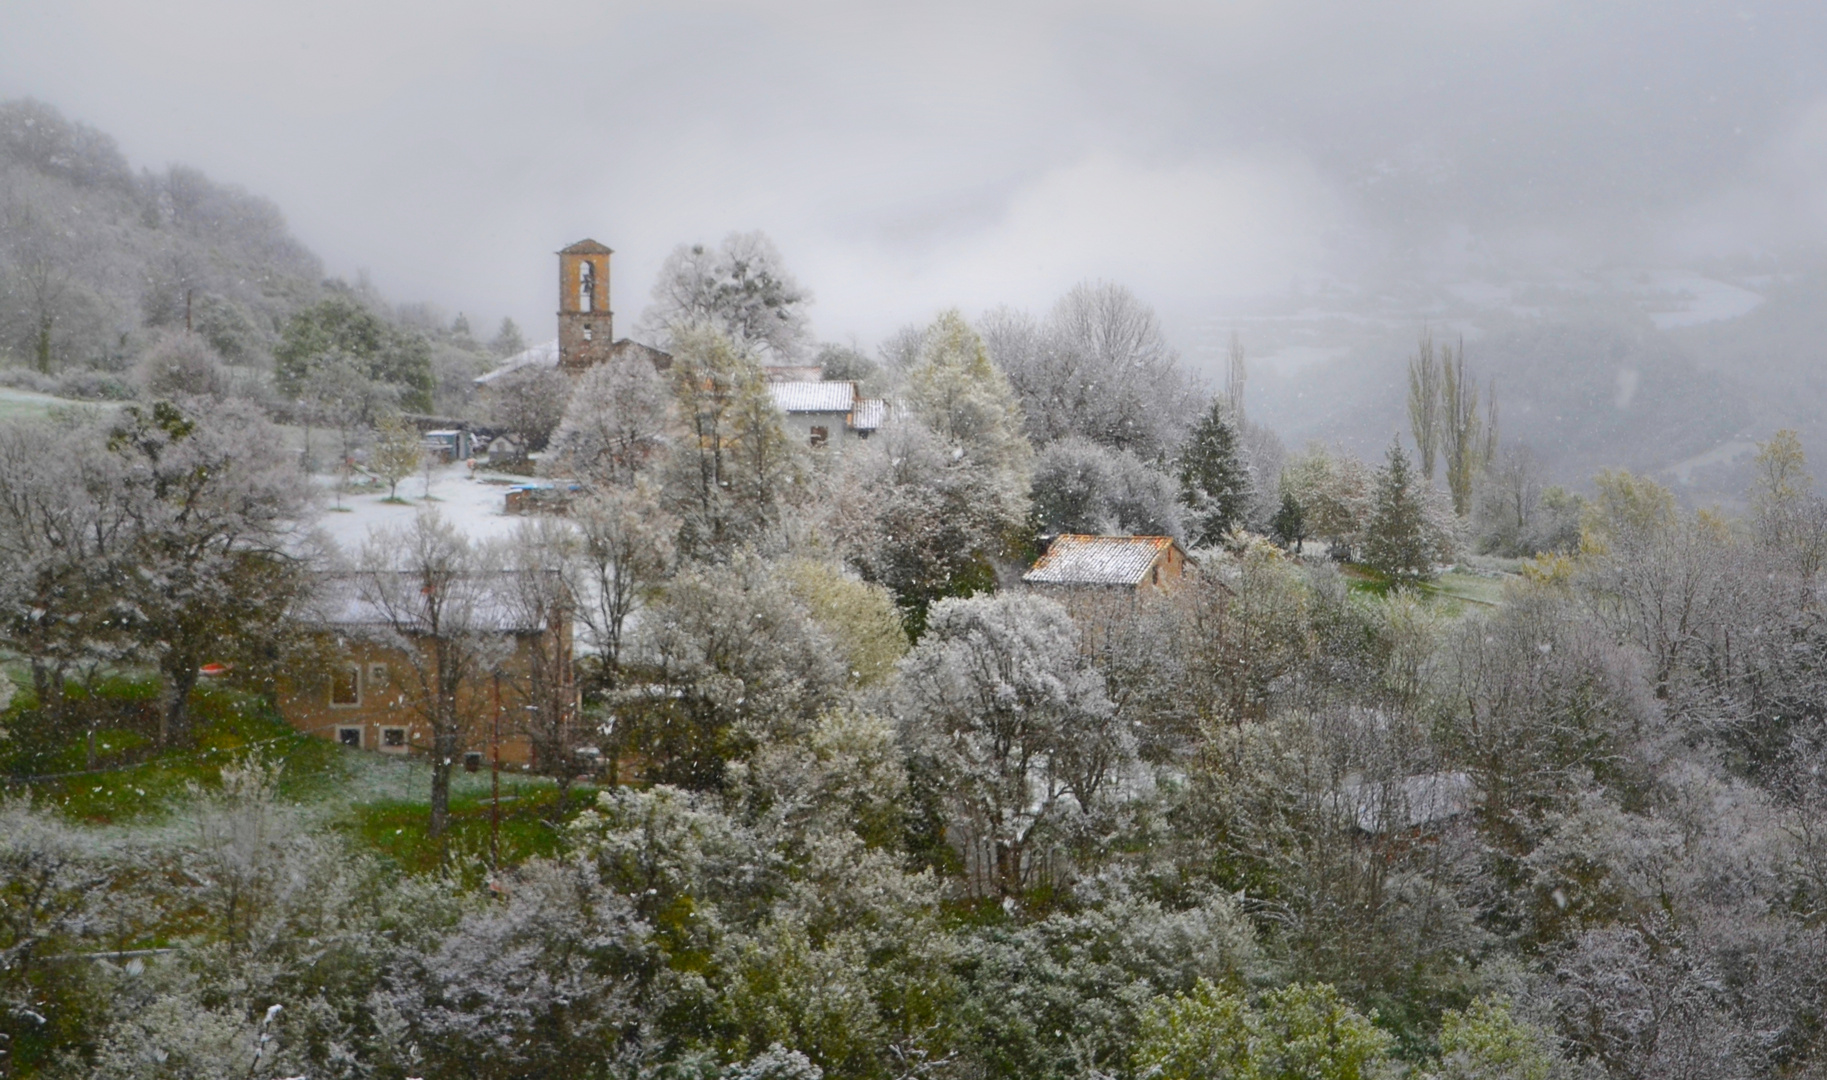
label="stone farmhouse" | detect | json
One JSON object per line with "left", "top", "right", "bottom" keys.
{"left": 276, "top": 572, "right": 575, "bottom": 770}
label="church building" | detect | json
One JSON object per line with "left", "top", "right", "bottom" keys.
{"left": 475, "top": 239, "right": 885, "bottom": 450}
{"left": 475, "top": 239, "right": 670, "bottom": 388}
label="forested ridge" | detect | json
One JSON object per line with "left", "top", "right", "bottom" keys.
{"left": 4, "top": 105, "right": 1827, "bottom": 1080}
{"left": 0, "top": 98, "right": 517, "bottom": 417}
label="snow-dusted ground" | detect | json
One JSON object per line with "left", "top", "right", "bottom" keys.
{"left": 1627, "top": 271, "right": 1766, "bottom": 329}
{"left": 0, "top": 386, "right": 108, "bottom": 420}
{"left": 313, "top": 462, "right": 533, "bottom": 555}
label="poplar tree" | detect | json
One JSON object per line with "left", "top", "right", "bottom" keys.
{"left": 1408, "top": 328, "right": 1442, "bottom": 481}
{"left": 1440, "top": 337, "right": 1495, "bottom": 516}
{"left": 1178, "top": 397, "right": 1252, "bottom": 547}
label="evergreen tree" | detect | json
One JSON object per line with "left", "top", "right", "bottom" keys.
{"left": 1363, "top": 437, "right": 1434, "bottom": 582}
{"left": 274, "top": 296, "right": 435, "bottom": 414}
{"left": 1178, "top": 398, "right": 1252, "bottom": 547}
{"left": 491, "top": 316, "right": 526, "bottom": 358}
{"left": 1270, "top": 489, "right": 1306, "bottom": 552}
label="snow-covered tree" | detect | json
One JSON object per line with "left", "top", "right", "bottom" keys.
{"left": 490, "top": 315, "right": 525, "bottom": 358}
{"left": 1362, "top": 438, "right": 1436, "bottom": 583}
{"left": 897, "top": 592, "right": 1124, "bottom": 898}
{"left": 639, "top": 231, "right": 812, "bottom": 362}
{"left": 375, "top": 856, "right": 647, "bottom": 1079}
{"left": 109, "top": 400, "right": 315, "bottom": 746}
{"left": 496, "top": 519, "right": 589, "bottom": 805}
{"left": 907, "top": 311, "right": 1032, "bottom": 485}
{"left": 1031, "top": 435, "right": 1184, "bottom": 540}
{"left": 486, "top": 362, "right": 572, "bottom": 454}
{"left": 132, "top": 328, "right": 226, "bottom": 400}
{"left": 570, "top": 481, "right": 676, "bottom": 688}
{"left": 982, "top": 282, "right": 1200, "bottom": 459}
{"left": 825, "top": 419, "right": 1009, "bottom": 637}
{"left": 274, "top": 294, "right": 435, "bottom": 415}
{"left": 1178, "top": 397, "right": 1252, "bottom": 547}
{"left": 1270, "top": 490, "right": 1306, "bottom": 552}
{"left": 371, "top": 412, "right": 422, "bottom": 500}
{"left": 546, "top": 349, "right": 674, "bottom": 488}
{"left": 622, "top": 552, "right": 846, "bottom": 788}
{"left": 0, "top": 416, "right": 136, "bottom": 740}
{"left": 662, "top": 324, "right": 802, "bottom": 556}
{"left": 1279, "top": 444, "right": 1375, "bottom": 558}
{"left": 779, "top": 559, "right": 909, "bottom": 689}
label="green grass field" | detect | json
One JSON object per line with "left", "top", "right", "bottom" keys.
{"left": 2, "top": 669, "right": 594, "bottom": 875}
{"left": 1341, "top": 562, "right": 1516, "bottom": 611}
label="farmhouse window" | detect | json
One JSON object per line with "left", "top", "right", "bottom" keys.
{"left": 330, "top": 664, "right": 360, "bottom": 707}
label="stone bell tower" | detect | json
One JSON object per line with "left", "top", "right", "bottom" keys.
{"left": 557, "top": 239, "right": 613, "bottom": 374}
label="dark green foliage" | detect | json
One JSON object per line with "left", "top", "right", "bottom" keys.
{"left": 1270, "top": 491, "right": 1306, "bottom": 552}
{"left": 0, "top": 677, "right": 341, "bottom": 818}
{"left": 274, "top": 294, "right": 435, "bottom": 413}
{"left": 1178, "top": 398, "right": 1252, "bottom": 547}
{"left": 1362, "top": 439, "right": 1434, "bottom": 583}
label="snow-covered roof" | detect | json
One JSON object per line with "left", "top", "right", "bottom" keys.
{"left": 1023, "top": 534, "right": 1178, "bottom": 587}
{"left": 308, "top": 572, "right": 558, "bottom": 634}
{"left": 762, "top": 365, "right": 824, "bottom": 383}
{"left": 1339, "top": 771, "right": 1474, "bottom": 833}
{"left": 851, "top": 398, "right": 887, "bottom": 431}
{"left": 770, "top": 380, "right": 855, "bottom": 414}
{"left": 610, "top": 340, "right": 673, "bottom": 372}
{"left": 473, "top": 340, "right": 559, "bottom": 386}
{"left": 474, "top": 338, "right": 671, "bottom": 386}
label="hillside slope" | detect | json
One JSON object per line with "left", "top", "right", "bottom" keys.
{"left": 0, "top": 98, "right": 326, "bottom": 372}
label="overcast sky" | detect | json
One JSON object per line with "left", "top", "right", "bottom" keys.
{"left": 4, "top": 0, "right": 1827, "bottom": 353}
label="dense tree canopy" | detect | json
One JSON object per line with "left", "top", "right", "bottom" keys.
{"left": 6, "top": 168, "right": 1827, "bottom": 1080}
{"left": 274, "top": 294, "right": 435, "bottom": 414}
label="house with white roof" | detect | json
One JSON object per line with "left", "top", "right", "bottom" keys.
{"left": 1022, "top": 534, "right": 1191, "bottom": 593}
{"left": 766, "top": 377, "right": 887, "bottom": 449}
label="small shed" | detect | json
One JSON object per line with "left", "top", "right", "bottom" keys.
{"left": 505, "top": 481, "right": 583, "bottom": 515}
{"left": 1022, "top": 534, "right": 1190, "bottom": 593}
{"left": 422, "top": 429, "right": 472, "bottom": 463}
